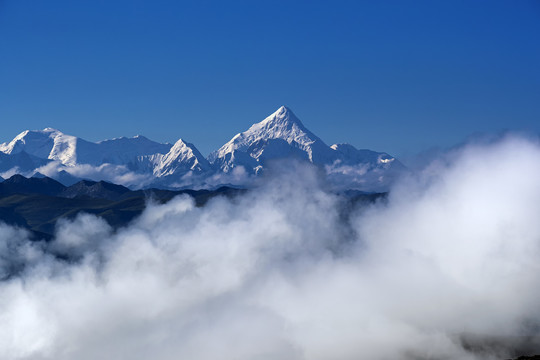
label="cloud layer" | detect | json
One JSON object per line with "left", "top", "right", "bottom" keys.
{"left": 1, "top": 135, "right": 540, "bottom": 359}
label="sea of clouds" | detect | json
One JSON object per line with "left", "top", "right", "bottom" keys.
{"left": 1, "top": 135, "right": 540, "bottom": 360}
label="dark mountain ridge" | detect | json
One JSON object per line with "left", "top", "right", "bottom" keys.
{"left": 0, "top": 175, "right": 246, "bottom": 238}
{"left": 60, "top": 179, "right": 132, "bottom": 200}
{"left": 0, "top": 174, "right": 66, "bottom": 196}
{"left": 0, "top": 174, "right": 383, "bottom": 239}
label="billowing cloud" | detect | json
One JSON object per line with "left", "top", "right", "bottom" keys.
{"left": 0, "top": 135, "right": 539, "bottom": 359}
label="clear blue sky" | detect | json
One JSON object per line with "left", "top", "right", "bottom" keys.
{"left": 0, "top": 0, "right": 539, "bottom": 158}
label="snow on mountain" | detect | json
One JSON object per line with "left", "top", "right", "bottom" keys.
{"left": 153, "top": 139, "right": 210, "bottom": 177}
{"left": 0, "top": 128, "right": 81, "bottom": 164}
{"left": 208, "top": 106, "right": 403, "bottom": 190}
{"left": 0, "top": 128, "right": 172, "bottom": 167}
{"left": 330, "top": 143, "right": 403, "bottom": 168}
{"left": 208, "top": 106, "right": 335, "bottom": 173}
{"left": 0, "top": 107, "right": 405, "bottom": 191}
{"left": 93, "top": 135, "right": 172, "bottom": 166}
{"left": 0, "top": 129, "right": 180, "bottom": 188}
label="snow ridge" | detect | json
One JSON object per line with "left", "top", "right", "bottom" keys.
{"left": 153, "top": 139, "right": 210, "bottom": 177}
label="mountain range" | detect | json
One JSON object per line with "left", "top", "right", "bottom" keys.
{"left": 0, "top": 106, "right": 404, "bottom": 191}
{"left": 0, "top": 174, "right": 383, "bottom": 239}
{"left": 0, "top": 174, "right": 246, "bottom": 239}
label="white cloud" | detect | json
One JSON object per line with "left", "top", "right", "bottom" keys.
{"left": 0, "top": 135, "right": 539, "bottom": 359}
{"left": 35, "top": 161, "right": 155, "bottom": 188}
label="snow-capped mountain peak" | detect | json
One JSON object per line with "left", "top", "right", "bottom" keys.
{"left": 0, "top": 128, "right": 175, "bottom": 167}
{"left": 0, "top": 107, "right": 405, "bottom": 191}
{"left": 0, "top": 128, "right": 79, "bottom": 164}
{"left": 153, "top": 139, "right": 210, "bottom": 177}
{"left": 258, "top": 105, "right": 303, "bottom": 127}
{"left": 208, "top": 106, "right": 331, "bottom": 170}
{"left": 236, "top": 105, "right": 322, "bottom": 148}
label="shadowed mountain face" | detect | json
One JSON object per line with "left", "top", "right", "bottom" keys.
{"left": 0, "top": 151, "right": 50, "bottom": 173}
{"left": 0, "top": 174, "right": 66, "bottom": 196}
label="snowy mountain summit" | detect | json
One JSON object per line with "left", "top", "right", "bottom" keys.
{"left": 209, "top": 106, "right": 335, "bottom": 173}
{"left": 208, "top": 106, "right": 403, "bottom": 190}
{"left": 152, "top": 139, "right": 210, "bottom": 177}
{"left": 0, "top": 106, "right": 404, "bottom": 191}
{"left": 210, "top": 106, "right": 324, "bottom": 160}
{"left": 0, "top": 128, "right": 172, "bottom": 166}
{"left": 0, "top": 128, "right": 80, "bottom": 164}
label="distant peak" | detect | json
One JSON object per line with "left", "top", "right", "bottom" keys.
{"left": 31, "top": 172, "right": 47, "bottom": 178}
{"left": 13, "top": 128, "right": 60, "bottom": 139}
{"left": 262, "top": 105, "right": 303, "bottom": 127}
{"left": 169, "top": 138, "right": 200, "bottom": 154}
{"left": 172, "top": 138, "right": 188, "bottom": 147}
{"left": 41, "top": 127, "right": 64, "bottom": 135}
{"left": 5, "top": 174, "right": 28, "bottom": 183}
{"left": 273, "top": 105, "right": 291, "bottom": 117}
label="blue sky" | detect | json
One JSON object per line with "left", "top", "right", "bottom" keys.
{"left": 0, "top": 0, "right": 539, "bottom": 157}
